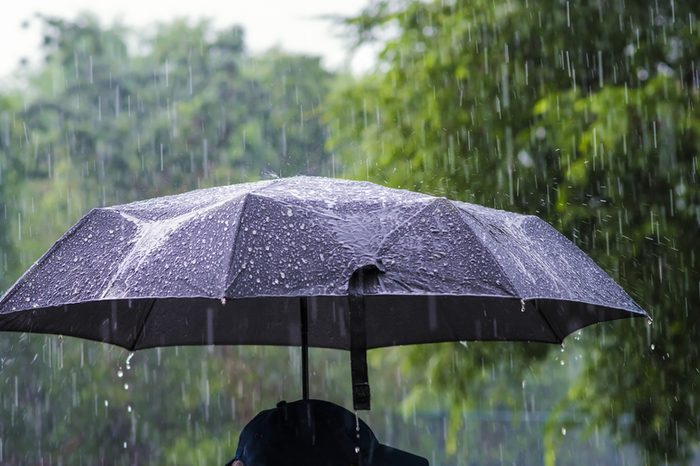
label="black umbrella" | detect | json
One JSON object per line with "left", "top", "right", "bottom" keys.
{"left": 0, "top": 176, "right": 647, "bottom": 410}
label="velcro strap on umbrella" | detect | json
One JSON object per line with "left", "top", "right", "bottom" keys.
{"left": 349, "top": 292, "right": 370, "bottom": 410}
{"left": 348, "top": 264, "right": 384, "bottom": 411}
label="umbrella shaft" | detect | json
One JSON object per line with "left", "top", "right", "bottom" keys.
{"left": 300, "top": 296, "right": 309, "bottom": 400}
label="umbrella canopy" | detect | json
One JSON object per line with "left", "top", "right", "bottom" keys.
{"left": 0, "top": 176, "right": 647, "bottom": 408}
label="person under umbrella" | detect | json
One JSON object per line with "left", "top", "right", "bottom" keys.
{"left": 225, "top": 399, "right": 428, "bottom": 466}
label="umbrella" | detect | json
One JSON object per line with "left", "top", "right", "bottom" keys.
{"left": 0, "top": 176, "right": 647, "bottom": 410}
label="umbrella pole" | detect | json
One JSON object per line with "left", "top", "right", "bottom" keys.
{"left": 300, "top": 296, "right": 310, "bottom": 401}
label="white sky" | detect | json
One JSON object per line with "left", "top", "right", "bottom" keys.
{"left": 0, "top": 0, "right": 377, "bottom": 80}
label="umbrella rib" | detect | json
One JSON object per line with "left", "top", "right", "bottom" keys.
{"left": 449, "top": 202, "right": 520, "bottom": 296}
{"left": 129, "top": 299, "right": 157, "bottom": 351}
{"left": 223, "top": 193, "right": 255, "bottom": 296}
{"left": 534, "top": 301, "right": 563, "bottom": 344}
{"left": 375, "top": 199, "right": 438, "bottom": 254}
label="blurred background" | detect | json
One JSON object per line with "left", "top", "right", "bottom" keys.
{"left": 0, "top": 0, "right": 698, "bottom": 464}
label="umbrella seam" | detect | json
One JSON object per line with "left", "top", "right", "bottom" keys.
{"left": 375, "top": 198, "right": 444, "bottom": 256}
{"left": 534, "top": 300, "right": 563, "bottom": 344}
{"left": 129, "top": 298, "right": 157, "bottom": 351}
{"left": 223, "top": 193, "right": 255, "bottom": 297}
{"left": 449, "top": 202, "right": 521, "bottom": 297}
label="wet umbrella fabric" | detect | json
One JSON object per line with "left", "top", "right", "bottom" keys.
{"left": 0, "top": 176, "right": 647, "bottom": 408}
